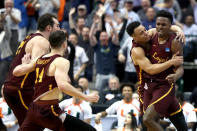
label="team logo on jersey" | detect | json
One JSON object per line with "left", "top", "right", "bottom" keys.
{"left": 144, "top": 83, "right": 148, "bottom": 90}
{"left": 165, "top": 47, "right": 170, "bottom": 52}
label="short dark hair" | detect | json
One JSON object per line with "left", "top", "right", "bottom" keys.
{"left": 156, "top": 10, "right": 173, "bottom": 24}
{"left": 120, "top": 83, "right": 135, "bottom": 93}
{"left": 37, "top": 13, "right": 57, "bottom": 31}
{"left": 126, "top": 21, "right": 141, "bottom": 36}
{"left": 49, "top": 31, "right": 67, "bottom": 49}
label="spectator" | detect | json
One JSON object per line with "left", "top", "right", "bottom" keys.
{"left": 69, "top": 8, "right": 85, "bottom": 40}
{"left": 60, "top": 0, "right": 73, "bottom": 32}
{"left": 120, "top": 0, "right": 141, "bottom": 24}
{"left": 76, "top": 4, "right": 93, "bottom": 26}
{"left": 190, "top": 0, "right": 197, "bottom": 24}
{"left": 115, "top": 111, "right": 140, "bottom": 131}
{"left": 118, "top": 37, "right": 137, "bottom": 83}
{"left": 89, "top": 14, "right": 119, "bottom": 92}
{"left": 104, "top": 9, "right": 128, "bottom": 43}
{"left": 78, "top": 77, "right": 90, "bottom": 95}
{"left": 95, "top": 83, "right": 140, "bottom": 129}
{"left": 137, "top": 0, "right": 151, "bottom": 21}
{"left": 78, "top": 26, "right": 94, "bottom": 81}
{"left": 182, "top": 14, "right": 197, "bottom": 44}
{"left": 68, "top": 33, "right": 89, "bottom": 81}
{"left": 181, "top": 14, "right": 197, "bottom": 62}
{"left": 14, "top": 0, "right": 28, "bottom": 42}
{"left": 59, "top": 85, "right": 93, "bottom": 124}
{"left": 0, "top": 13, "right": 12, "bottom": 90}
{"left": 104, "top": 0, "right": 118, "bottom": 17}
{"left": 98, "top": 76, "right": 122, "bottom": 105}
{"left": 24, "top": 0, "right": 38, "bottom": 34}
{"left": 57, "top": 0, "right": 65, "bottom": 25}
{"left": 37, "top": 0, "right": 60, "bottom": 16}
{"left": 154, "top": 0, "right": 182, "bottom": 26}
{"left": 119, "top": 0, "right": 141, "bottom": 48}
{"left": 154, "top": 0, "right": 182, "bottom": 22}
{"left": 0, "top": 0, "right": 21, "bottom": 55}
{"left": 142, "top": 7, "right": 156, "bottom": 30}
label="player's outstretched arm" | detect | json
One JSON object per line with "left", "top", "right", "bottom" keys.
{"left": 131, "top": 47, "right": 183, "bottom": 75}
{"left": 54, "top": 58, "right": 99, "bottom": 103}
{"left": 13, "top": 54, "right": 37, "bottom": 77}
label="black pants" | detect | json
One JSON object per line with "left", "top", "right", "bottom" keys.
{"left": 63, "top": 114, "right": 96, "bottom": 131}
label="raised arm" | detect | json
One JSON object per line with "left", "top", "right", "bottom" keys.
{"left": 74, "top": 63, "right": 87, "bottom": 81}
{"left": 54, "top": 58, "right": 99, "bottom": 102}
{"left": 51, "top": 0, "right": 60, "bottom": 10}
{"left": 89, "top": 16, "right": 99, "bottom": 47}
{"left": 68, "top": 8, "right": 76, "bottom": 30}
{"left": 131, "top": 47, "right": 183, "bottom": 75}
{"left": 110, "top": 20, "right": 119, "bottom": 45}
{"left": 190, "top": 0, "right": 196, "bottom": 8}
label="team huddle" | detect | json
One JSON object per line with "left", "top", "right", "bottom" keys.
{"left": 1, "top": 9, "right": 188, "bottom": 131}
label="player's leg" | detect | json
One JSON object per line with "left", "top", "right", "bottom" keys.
{"left": 143, "top": 105, "right": 164, "bottom": 131}
{"left": 168, "top": 97, "right": 187, "bottom": 131}
{"left": 63, "top": 114, "right": 96, "bottom": 131}
{"left": 169, "top": 111, "right": 187, "bottom": 131}
{"left": 3, "top": 87, "right": 27, "bottom": 125}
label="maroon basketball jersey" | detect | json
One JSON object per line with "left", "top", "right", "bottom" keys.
{"left": 144, "top": 33, "right": 176, "bottom": 80}
{"left": 33, "top": 54, "right": 61, "bottom": 100}
{"left": 4, "top": 33, "right": 43, "bottom": 89}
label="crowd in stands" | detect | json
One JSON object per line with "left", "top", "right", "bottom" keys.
{"left": 0, "top": 0, "right": 197, "bottom": 130}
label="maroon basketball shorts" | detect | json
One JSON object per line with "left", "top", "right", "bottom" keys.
{"left": 3, "top": 86, "right": 34, "bottom": 125}
{"left": 18, "top": 99, "right": 65, "bottom": 131}
{"left": 143, "top": 82, "right": 181, "bottom": 117}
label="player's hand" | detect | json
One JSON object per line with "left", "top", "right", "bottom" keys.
{"left": 176, "top": 31, "right": 185, "bottom": 44}
{"left": 22, "top": 53, "right": 31, "bottom": 64}
{"left": 171, "top": 52, "right": 183, "bottom": 66}
{"left": 86, "top": 92, "right": 99, "bottom": 103}
{"left": 166, "top": 74, "right": 177, "bottom": 84}
{"left": 95, "top": 113, "right": 102, "bottom": 124}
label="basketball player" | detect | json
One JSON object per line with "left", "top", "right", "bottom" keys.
{"left": 127, "top": 10, "right": 187, "bottom": 131}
